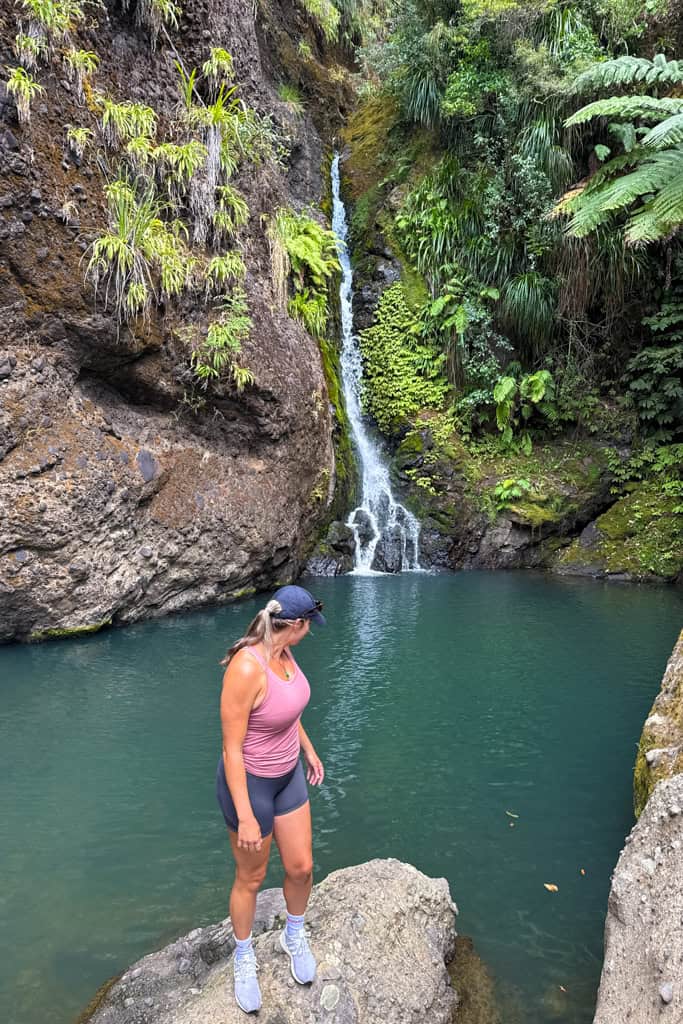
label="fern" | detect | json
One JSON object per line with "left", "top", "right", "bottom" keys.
{"left": 571, "top": 54, "right": 683, "bottom": 95}
{"left": 565, "top": 96, "right": 683, "bottom": 127}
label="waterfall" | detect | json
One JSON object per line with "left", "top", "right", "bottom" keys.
{"left": 331, "top": 153, "right": 421, "bottom": 574}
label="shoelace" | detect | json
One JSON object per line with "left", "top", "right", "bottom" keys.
{"left": 286, "top": 929, "right": 311, "bottom": 957}
{"left": 234, "top": 952, "right": 259, "bottom": 981}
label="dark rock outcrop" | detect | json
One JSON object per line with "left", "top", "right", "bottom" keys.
{"left": 0, "top": 0, "right": 354, "bottom": 641}
{"left": 82, "top": 859, "right": 459, "bottom": 1024}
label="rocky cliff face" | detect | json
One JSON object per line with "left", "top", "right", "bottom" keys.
{"left": 0, "top": 0, "right": 352, "bottom": 641}
{"left": 593, "top": 631, "right": 683, "bottom": 1024}
{"left": 82, "top": 859, "right": 459, "bottom": 1024}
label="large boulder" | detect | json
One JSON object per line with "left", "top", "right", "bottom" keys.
{"left": 593, "top": 774, "right": 683, "bottom": 1024}
{"left": 84, "top": 859, "right": 459, "bottom": 1024}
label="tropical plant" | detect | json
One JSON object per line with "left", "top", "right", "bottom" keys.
{"left": 267, "top": 207, "right": 340, "bottom": 335}
{"left": 205, "top": 252, "right": 246, "bottom": 294}
{"left": 5, "top": 66, "right": 44, "bottom": 124}
{"left": 85, "top": 177, "right": 192, "bottom": 320}
{"left": 277, "top": 83, "right": 304, "bottom": 116}
{"left": 19, "top": 0, "right": 84, "bottom": 45}
{"left": 299, "top": 0, "right": 340, "bottom": 42}
{"left": 13, "top": 31, "right": 46, "bottom": 70}
{"left": 63, "top": 49, "right": 98, "bottom": 101}
{"left": 101, "top": 98, "right": 157, "bottom": 147}
{"left": 124, "top": 0, "right": 181, "bottom": 47}
{"left": 557, "top": 55, "right": 683, "bottom": 245}
{"left": 202, "top": 47, "right": 233, "bottom": 90}
{"left": 190, "top": 289, "right": 252, "bottom": 383}
{"left": 493, "top": 476, "right": 533, "bottom": 510}
{"left": 211, "top": 184, "right": 250, "bottom": 243}
{"left": 493, "top": 368, "right": 556, "bottom": 449}
{"left": 65, "top": 124, "right": 93, "bottom": 159}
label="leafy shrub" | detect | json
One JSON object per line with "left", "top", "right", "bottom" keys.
{"left": 493, "top": 368, "right": 557, "bottom": 450}
{"left": 493, "top": 476, "right": 532, "bottom": 510}
{"left": 190, "top": 289, "right": 253, "bottom": 387}
{"left": 85, "top": 177, "right": 193, "bottom": 321}
{"left": 267, "top": 208, "right": 340, "bottom": 336}
{"left": 359, "top": 282, "right": 449, "bottom": 433}
{"left": 300, "top": 0, "right": 340, "bottom": 42}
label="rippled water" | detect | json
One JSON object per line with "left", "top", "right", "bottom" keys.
{"left": 0, "top": 572, "right": 681, "bottom": 1024}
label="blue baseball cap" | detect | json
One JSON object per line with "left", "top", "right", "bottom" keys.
{"left": 272, "top": 585, "right": 326, "bottom": 625}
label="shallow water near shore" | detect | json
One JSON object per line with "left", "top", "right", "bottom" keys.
{"left": 1, "top": 571, "right": 681, "bottom": 1024}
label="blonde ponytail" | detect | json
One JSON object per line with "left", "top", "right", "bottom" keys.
{"left": 221, "top": 598, "right": 294, "bottom": 666}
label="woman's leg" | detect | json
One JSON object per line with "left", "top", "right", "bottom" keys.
{"left": 228, "top": 831, "right": 273, "bottom": 939}
{"left": 273, "top": 801, "right": 313, "bottom": 914}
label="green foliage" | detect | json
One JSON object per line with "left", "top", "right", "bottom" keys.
{"left": 267, "top": 208, "right": 340, "bottom": 336}
{"left": 359, "top": 282, "right": 449, "bottom": 433}
{"left": 493, "top": 368, "right": 556, "bottom": 449}
{"left": 212, "top": 184, "right": 250, "bottom": 243}
{"left": 5, "top": 65, "right": 44, "bottom": 124}
{"left": 86, "top": 177, "right": 193, "bottom": 321}
{"left": 202, "top": 47, "right": 234, "bottom": 90}
{"left": 190, "top": 289, "right": 253, "bottom": 387}
{"left": 63, "top": 49, "right": 98, "bottom": 101}
{"left": 13, "top": 33, "right": 46, "bottom": 70}
{"left": 128, "top": 0, "right": 182, "bottom": 47}
{"left": 300, "top": 0, "right": 340, "bottom": 42}
{"left": 65, "top": 124, "right": 93, "bottom": 158}
{"left": 441, "top": 40, "right": 509, "bottom": 119}
{"left": 101, "top": 97, "right": 157, "bottom": 147}
{"left": 493, "top": 476, "right": 532, "bottom": 510}
{"left": 205, "top": 252, "right": 246, "bottom": 294}
{"left": 19, "top": 0, "right": 84, "bottom": 45}
{"left": 559, "top": 55, "right": 683, "bottom": 245}
{"left": 297, "top": 40, "right": 314, "bottom": 60}
{"left": 277, "top": 83, "right": 304, "bottom": 115}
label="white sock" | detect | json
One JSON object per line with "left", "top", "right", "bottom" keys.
{"left": 285, "top": 912, "right": 305, "bottom": 942}
{"left": 234, "top": 934, "right": 253, "bottom": 962}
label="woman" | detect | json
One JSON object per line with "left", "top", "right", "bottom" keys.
{"left": 216, "top": 584, "right": 326, "bottom": 1014}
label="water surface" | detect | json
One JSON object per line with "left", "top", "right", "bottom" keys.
{"left": 0, "top": 572, "right": 680, "bottom": 1024}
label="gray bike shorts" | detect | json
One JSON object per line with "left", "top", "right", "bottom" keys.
{"left": 215, "top": 757, "right": 308, "bottom": 837}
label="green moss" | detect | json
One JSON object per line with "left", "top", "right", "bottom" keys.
{"left": 341, "top": 93, "right": 401, "bottom": 200}
{"left": 318, "top": 333, "right": 358, "bottom": 512}
{"left": 29, "top": 617, "right": 112, "bottom": 642}
{"left": 507, "top": 501, "right": 563, "bottom": 528}
{"left": 558, "top": 481, "right": 683, "bottom": 580}
{"left": 359, "top": 282, "right": 448, "bottom": 434}
{"left": 230, "top": 586, "right": 256, "bottom": 600}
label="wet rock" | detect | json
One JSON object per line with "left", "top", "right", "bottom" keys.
{"left": 371, "top": 524, "right": 403, "bottom": 573}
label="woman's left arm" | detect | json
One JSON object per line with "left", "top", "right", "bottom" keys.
{"left": 299, "top": 722, "right": 324, "bottom": 785}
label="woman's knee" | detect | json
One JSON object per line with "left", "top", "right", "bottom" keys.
{"left": 285, "top": 860, "right": 313, "bottom": 885}
{"left": 235, "top": 865, "right": 268, "bottom": 892}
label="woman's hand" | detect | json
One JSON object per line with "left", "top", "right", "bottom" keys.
{"left": 304, "top": 748, "right": 325, "bottom": 786}
{"left": 237, "top": 815, "right": 263, "bottom": 852}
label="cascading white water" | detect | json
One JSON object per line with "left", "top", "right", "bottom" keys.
{"left": 331, "top": 153, "right": 421, "bottom": 574}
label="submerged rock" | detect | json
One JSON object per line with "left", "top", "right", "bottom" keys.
{"left": 83, "top": 859, "right": 459, "bottom": 1024}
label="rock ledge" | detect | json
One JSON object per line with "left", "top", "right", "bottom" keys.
{"left": 83, "top": 859, "right": 459, "bottom": 1024}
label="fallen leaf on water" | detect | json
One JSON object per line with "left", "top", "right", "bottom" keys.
{"left": 543, "top": 883, "right": 559, "bottom": 892}
{"left": 509, "top": 822, "right": 515, "bottom": 828}
{"left": 505, "top": 810, "right": 519, "bottom": 818}
{"left": 580, "top": 868, "right": 586, "bottom": 876}
{"left": 559, "top": 986, "right": 567, "bottom": 993}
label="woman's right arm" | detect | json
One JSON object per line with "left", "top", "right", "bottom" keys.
{"left": 220, "top": 652, "right": 265, "bottom": 852}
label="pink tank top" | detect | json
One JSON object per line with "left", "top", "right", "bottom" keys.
{"left": 241, "top": 647, "right": 311, "bottom": 777}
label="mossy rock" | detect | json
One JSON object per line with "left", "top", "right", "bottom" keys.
{"left": 341, "top": 94, "right": 401, "bottom": 200}
{"left": 633, "top": 629, "right": 683, "bottom": 818}
{"left": 29, "top": 617, "right": 112, "bottom": 642}
{"left": 557, "top": 481, "right": 683, "bottom": 581}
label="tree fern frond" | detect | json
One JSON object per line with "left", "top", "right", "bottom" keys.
{"left": 642, "top": 114, "right": 683, "bottom": 149}
{"left": 571, "top": 55, "right": 683, "bottom": 95}
{"left": 565, "top": 96, "right": 683, "bottom": 128}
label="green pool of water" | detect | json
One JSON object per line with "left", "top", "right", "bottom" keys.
{"left": 1, "top": 572, "right": 681, "bottom": 1024}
